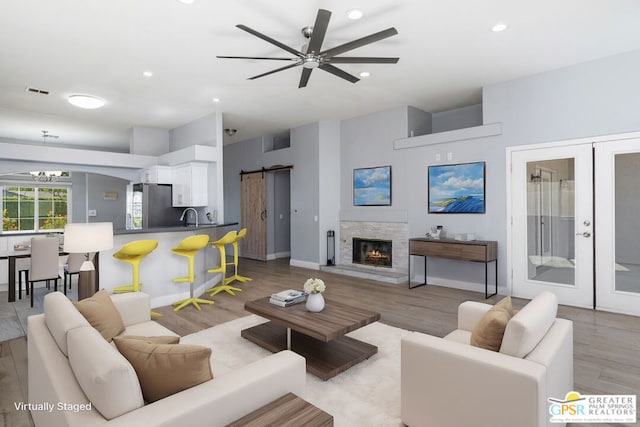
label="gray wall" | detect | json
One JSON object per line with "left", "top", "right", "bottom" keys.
{"left": 273, "top": 171, "right": 291, "bottom": 255}
{"left": 223, "top": 48, "right": 640, "bottom": 292}
{"left": 86, "top": 174, "right": 129, "bottom": 230}
{"left": 129, "top": 127, "right": 170, "bottom": 155}
{"left": 290, "top": 123, "right": 320, "bottom": 264}
{"left": 170, "top": 113, "right": 218, "bottom": 150}
{"left": 432, "top": 104, "right": 483, "bottom": 133}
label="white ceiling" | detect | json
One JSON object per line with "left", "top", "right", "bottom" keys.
{"left": 1, "top": 0, "right": 640, "bottom": 152}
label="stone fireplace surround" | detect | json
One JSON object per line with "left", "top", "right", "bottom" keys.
{"left": 340, "top": 221, "right": 408, "bottom": 274}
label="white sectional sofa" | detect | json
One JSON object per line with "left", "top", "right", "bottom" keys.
{"left": 27, "top": 291, "right": 306, "bottom": 427}
{"left": 401, "top": 291, "right": 573, "bottom": 427}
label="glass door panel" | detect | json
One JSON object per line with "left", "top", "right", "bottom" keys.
{"left": 526, "top": 160, "right": 575, "bottom": 286}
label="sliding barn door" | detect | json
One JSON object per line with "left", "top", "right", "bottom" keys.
{"left": 240, "top": 172, "right": 267, "bottom": 261}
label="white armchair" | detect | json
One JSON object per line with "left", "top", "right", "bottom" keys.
{"left": 401, "top": 291, "right": 573, "bottom": 427}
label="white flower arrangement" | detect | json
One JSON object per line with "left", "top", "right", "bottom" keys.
{"left": 303, "top": 278, "right": 326, "bottom": 294}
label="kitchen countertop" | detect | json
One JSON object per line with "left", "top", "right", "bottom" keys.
{"left": 113, "top": 222, "right": 238, "bottom": 235}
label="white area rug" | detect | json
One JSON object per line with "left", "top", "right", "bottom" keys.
{"left": 181, "top": 315, "right": 411, "bottom": 427}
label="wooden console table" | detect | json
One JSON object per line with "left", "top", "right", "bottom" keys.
{"left": 408, "top": 238, "right": 497, "bottom": 298}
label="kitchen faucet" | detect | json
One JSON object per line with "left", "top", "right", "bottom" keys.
{"left": 180, "top": 207, "right": 198, "bottom": 227}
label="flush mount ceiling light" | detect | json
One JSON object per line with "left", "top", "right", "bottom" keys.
{"left": 212, "top": 97, "right": 220, "bottom": 103}
{"left": 177, "top": 0, "right": 195, "bottom": 4}
{"left": 491, "top": 23, "right": 508, "bottom": 32}
{"left": 68, "top": 94, "right": 105, "bottom": 109}
{"left": 359, "top": 71, "right": 371, "bottom": 78}
{"left": 346, "top": 9, "right": 363, "bottom": 20}
{"left": 143, "top": 71, "right": 153, "bottom": 77}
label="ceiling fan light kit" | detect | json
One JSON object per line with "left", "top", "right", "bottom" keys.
{"left": 217, "top": 9, "right": 399, "bottom": 88}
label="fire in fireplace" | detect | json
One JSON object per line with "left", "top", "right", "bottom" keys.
{"left": 353, "top": 238, "right": 392, "bottom": 268}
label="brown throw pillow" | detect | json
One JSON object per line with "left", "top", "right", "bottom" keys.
{"left": 113, "top": 337, "right": 213, "bottom": 403}
{"left": 470, "top": 296, "right": 514, "bottom": 351}
{"left": 74, "top": 290, "right": 125, "bottom": 342}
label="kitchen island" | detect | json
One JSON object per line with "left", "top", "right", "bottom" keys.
{"left": 103, "top": 222, "right": 238, "bottom": 308}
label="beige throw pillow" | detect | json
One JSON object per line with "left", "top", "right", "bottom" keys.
{"left": 113, "top": 337, "right": 213, "bottom": 403}
{"left": 74, "top": 290, "right": 125, "bottom": 342}
{"left": 117, "top": 335, "right": 180, "bottom": 345}
{"left": 470, "top": 296, "right": 514, "bottom": 351}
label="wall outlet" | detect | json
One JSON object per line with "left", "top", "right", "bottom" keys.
{"left": 435, "top": 153, "right": 441, "bottom": 161}
{"left": 88, "top": 209, "right": 97, "bottom": 217}
{"left": 447, "top": 152, "right": 453, "bottom": 161}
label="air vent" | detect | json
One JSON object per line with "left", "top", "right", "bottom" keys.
{"left": 25, "top": 86, "right": 50, "bottom": 95}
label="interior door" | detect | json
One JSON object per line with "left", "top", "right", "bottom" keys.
{"left": 240, "top": 172, "right": 267, "bottom": 261}
{"left": 595, "top": 138, "right": 640, "bottom": 315}
{"left": 510, "top": 144, "right": 594, "bottom": 308}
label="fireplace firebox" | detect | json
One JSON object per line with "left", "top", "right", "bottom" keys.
{"left": 352, "top": 238, "right": 392, "bottom": 268}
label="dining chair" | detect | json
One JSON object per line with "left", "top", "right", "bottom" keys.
{"left": 63, "top": 253, "right": 85, "bottom": 291}
{"left": 29, "top": 237, "right": 61, "bottom": 307}
{"left": 17, "top": 258, "right": 30, "bottom": 299}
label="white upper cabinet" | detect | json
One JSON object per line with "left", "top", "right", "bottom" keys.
{"left": 171, "top": 162, "right": 208, "bottom": 207}
{"left": 140, "top": 165, "right": 172, "bottom": 184}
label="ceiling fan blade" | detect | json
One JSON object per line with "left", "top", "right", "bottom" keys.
{"left": 299, "top": 68, "right": 313, "bottom": 88}
{"left": 306, "top": 9, "right": 331, "bottom": 54}
{"left": 248, "top": 62, "right": 302, "bottom": 80}
{"left": 319, "top": 64, "right": 359, "bottom": 83}
{"left": 217, "top": 55, "right": 298, "bottom": 61}
{"left": 236, "top": 24, "right": 304, "bottom": 58}
{"left": 328, "top": 57, "right": 399, "bottom": 64}
{"left": 321, "top": 27, "right": 398, "bottom": 58}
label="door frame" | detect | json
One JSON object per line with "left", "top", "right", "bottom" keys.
{"left": 506, "top": 130, "right": 640, "bottom": 308}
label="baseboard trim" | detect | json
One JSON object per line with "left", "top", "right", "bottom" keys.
{"left": 266, "top": 251, "right": 291, "bottom": 261}
{"left": 289, "top": 259, "right": 320, "bottom": 271}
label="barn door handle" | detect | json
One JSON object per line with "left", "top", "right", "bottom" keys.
{"left": 261, "top": 210, "right": 267, "bottom": 221}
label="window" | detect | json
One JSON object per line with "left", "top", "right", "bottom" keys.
{"left": 2, "top": 186, "right": 69, "bottom": 232}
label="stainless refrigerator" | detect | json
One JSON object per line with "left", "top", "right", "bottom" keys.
{"left": 126, "top": 183, "right": 182, "bottom": 229}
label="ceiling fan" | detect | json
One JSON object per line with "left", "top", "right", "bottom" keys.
{"left": 217, "top": 9, "right": 399, "bottom": 88}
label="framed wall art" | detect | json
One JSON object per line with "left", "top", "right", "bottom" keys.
{"left": 353, "top": 165, "right": 391, "bottom": 206}
{"left": 428, "top": 161, "right": 485, "bottom": 213}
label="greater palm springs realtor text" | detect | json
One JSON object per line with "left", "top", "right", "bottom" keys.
{"left": 15, "top": 401, "right": 92, "bottom": 413}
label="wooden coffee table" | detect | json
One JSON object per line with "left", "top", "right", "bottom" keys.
{"left": 242, "top": 296, "right": 381, "bottom": 380}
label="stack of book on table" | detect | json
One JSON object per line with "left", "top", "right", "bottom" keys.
{"left": 269, "top": 289, "right": 307, "bottom": 307}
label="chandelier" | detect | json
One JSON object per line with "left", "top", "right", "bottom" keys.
{"left": 30, "top": 171, "right": 62, "bottom": 183}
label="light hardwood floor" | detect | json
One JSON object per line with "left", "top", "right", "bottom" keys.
{"left": 2, "top": 257, "right": 639, "bottom": 426}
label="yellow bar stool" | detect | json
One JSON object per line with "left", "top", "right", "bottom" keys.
{"left": 206, "top": 230, "right": 242, "bottom": 297}
{"left": 172, "top": 234, "right": 215, "bottom": 312}
{"left": 224, "top": 227, "right": 253, "bottom": 285}
{"left": 113, "top": 239, "right": 161, "bottom": 317}
{"left": 113, "top": 240, "right": 159, "bottom": 293}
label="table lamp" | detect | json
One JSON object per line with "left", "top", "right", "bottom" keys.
{"left": 64, "top": 222, "right": 114, "bottom": 299}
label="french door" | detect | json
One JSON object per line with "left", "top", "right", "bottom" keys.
{"left": 510, "top": 137, "right": 640, "bottom": 314}
{"left": 510, "top": 144, "right": 594, "bottom": 308}
{"left": 594, "top": 138, "right": 640, "bottom": 315}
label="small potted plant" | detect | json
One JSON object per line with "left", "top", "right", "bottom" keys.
{"left": 304, "top": 278, "right": 326, "bottom": 312}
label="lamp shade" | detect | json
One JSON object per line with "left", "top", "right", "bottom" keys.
{"left": 64, "top": 222, "right": 114, "bottom": 253}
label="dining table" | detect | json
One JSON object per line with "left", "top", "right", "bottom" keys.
{"left": 1, "top": 248, "right": 99, "bottom": 302}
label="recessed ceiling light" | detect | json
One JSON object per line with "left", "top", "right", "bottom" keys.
{"left": 143, "top": 71, "right": 153, "bottom": 77}
{"left": 359, "top": 71, "right": 370, "bottom": 78}
{"left": 177, "top": 0, "right": 195, "bottom": 4}
{"left": 346, "top": 9, "right": 363, "bottom": 20}
{"left": 212, "top": 98, "right": 220, "bottom": 103}
{"left": 491, "top": 23, "right": 508, "bottom": 32}
{"left": 68, "top": 94, "right": 105, "bottom": 109}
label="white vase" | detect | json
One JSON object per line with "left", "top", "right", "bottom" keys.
{"left": 306, "top": 292, "right": 325, "bottom": 312}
